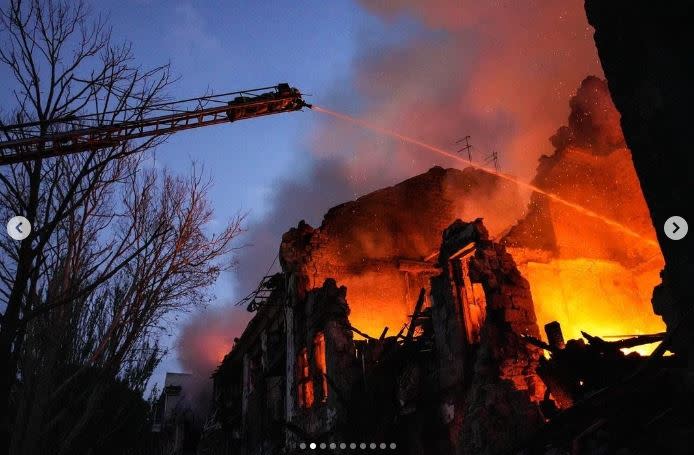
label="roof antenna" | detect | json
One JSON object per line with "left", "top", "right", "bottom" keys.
{"left": 484, "top": 150, "right": 500, "bottom": 173}
{"left": 456, "top": 135, "right": 473, "bottom": 163}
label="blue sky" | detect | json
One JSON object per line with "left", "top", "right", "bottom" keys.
{"left": 0, "top": 0, "right": 431, "bottom": 390}
{"left": 100, "top": 0, "right": 371, "bottom": 218}
{"left": 2, "top": 0, "right": 603, "bottom": 390}
{"left": 89, "top": 0, "right": 424, "bottom": 384}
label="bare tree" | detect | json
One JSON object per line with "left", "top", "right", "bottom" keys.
{"left": 11, "top": 164, "right": 242, "bottom": 454}
{"left": 0, "top": 1, "right": 244, "bottom": 451}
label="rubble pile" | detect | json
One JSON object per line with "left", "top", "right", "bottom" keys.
{"left": 201, "top": 213, "right": 555, "bottom": 454}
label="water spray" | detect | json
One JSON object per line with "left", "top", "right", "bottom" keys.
{"left": 311, "top": 105, "right": 659, "bottom": 248}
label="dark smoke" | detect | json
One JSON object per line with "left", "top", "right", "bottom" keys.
{"left": 550, "top": 75, "right": 626, "bottom": 155}
{"left": 234, "top": 159, "right": 360, "bottom": 295}
{"left": 233, "top": 0, "right": 603, "bottom": 298}
{"left": 177, "top": 0, "right": 603, "bottom": 379}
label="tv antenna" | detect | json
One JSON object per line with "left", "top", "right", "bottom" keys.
{"left": 484, "top": 150, "right": 501, "bottom": 173}
{"left": 456, "top": 135, "right": 473, "bottom": 163}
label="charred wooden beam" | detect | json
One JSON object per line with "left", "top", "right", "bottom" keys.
{"left": 592, "top": 332, "right": 666, "bottom": 350}
{"left": 611, "top": 333, "right": 665, "bottom": 349}
{"left": 348, "top": 324, "right": 376, "bottom": 341}
{"left": 545, "top": 321, "right": 566, "bottom": 350}
{"left": 405, "top": 288, "right": 427, "bottom": 342}
{"left": 378, "top": 327, "right": 389, "bottom": 341}
{"left": 522, "top": 334, "right": 555, "bottom": 353}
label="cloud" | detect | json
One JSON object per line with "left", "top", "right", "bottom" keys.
{"left": 169, "top": 2, "right": 221, "bottom": 56}
{"left": 177, "top": 0, "right": 604, "bottom": 379}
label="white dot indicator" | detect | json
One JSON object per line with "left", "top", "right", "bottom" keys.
{"left": 380, "top": 443, "right": 387, "bottom": 449}
{"left": 340, "top": 443, "right": 347, "bottom": 449}
{"left": 299, "top": 442, "right": 306, "bottom": 449}
{"left": 310, "top": 442, "right": 316, "bottom": 449}
{"left": 350, "top": 443, "right": 356, "bottom": 449}
{"left": 390, "top": 443, "right": 397, "bottom": 449}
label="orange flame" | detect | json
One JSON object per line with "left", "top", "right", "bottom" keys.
{"left": 312, "top": 106, "right": 665, "bottom": 353}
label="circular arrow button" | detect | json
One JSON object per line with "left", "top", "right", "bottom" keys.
{"left": 664, "top": 216, "right": 687, "bottom": 241}
{"left": 6, "top": 216, "right": 31, "bottom": 241}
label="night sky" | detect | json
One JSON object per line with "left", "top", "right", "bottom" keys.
{"left": 79, "top": 0, "right": 405, "bottom": 384}
{"left": 1, "top": 0, "right": 602, "bottom": 390}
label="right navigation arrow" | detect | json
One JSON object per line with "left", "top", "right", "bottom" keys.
{"left": 664, "top": 216, "right": 688, "bottom": 240}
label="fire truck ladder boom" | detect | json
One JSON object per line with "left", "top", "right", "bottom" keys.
{"left": 0, "top": 83, "right": 311, "bottom": 165}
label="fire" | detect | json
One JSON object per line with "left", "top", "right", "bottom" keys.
{"left": 308, "top": 76, "right": 664, "bottom": 353}
{"left": 343, "top": 255, "right": 666, "bottom": 353}
{"left": 522, "top": 258, "right": 664, "bottom": 354}
{"left": 198, "top": 334, "right": 233, "bottom": 365}
{"left": 312, "top": 105, "right": 657, "bottom": 248}
{"left": 336, "top": 273, "right": 416, "bottom": 338}
{"left": 312, "top": 101, "right": 666, "bottom": 354}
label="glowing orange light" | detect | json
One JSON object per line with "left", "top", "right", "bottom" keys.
{"left": 312, "top": 106, "right": 658, "bottom": 249}
{"left": 310, "top": 106, "right": 665, "bottom": 357}
{"left": 524, "top": 258, "right": 664, "bottom": 355}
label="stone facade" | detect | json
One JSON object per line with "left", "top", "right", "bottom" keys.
{"left": 201, "top": 217, "right": 544, "bottom": 454}
{"left": 200, "top": 169, "right": 545, "bottom": 455}
{"left": 277, "top": 166, "right": 524, "bottom": 339}
{"left": 431, "top": 219, "right": 544, "bottom": 455}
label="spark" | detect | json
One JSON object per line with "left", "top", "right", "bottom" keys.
{"left": 312, "top": 105, "right": 659, "bottom": 248}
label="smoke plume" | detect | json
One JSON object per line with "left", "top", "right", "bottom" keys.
{"left": 178, "top": 0, "right": 603, "bottom": 378}
{"left": 550, "top": 75, "right": 626, "bottom": 155}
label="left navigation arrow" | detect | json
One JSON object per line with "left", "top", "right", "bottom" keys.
{"left": 6, "top": 216, "right": 31, "bottom": 241}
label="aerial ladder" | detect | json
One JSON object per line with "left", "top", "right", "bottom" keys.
{"left": 0, "top": 83, "right": 311, "bottom": 166}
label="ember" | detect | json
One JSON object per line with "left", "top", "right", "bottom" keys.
{"left": 313, "top": 105, "right": 658, "bottom": 247}
{"left": 314, "top": 76, "right": 665, "bottom": 353}
{"left": 198, "top": 77, "right": 681, "bottom": 454}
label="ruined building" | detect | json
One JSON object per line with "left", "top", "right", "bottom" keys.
{"left": 502, "top": 76, "right": 664, "bottom": 345}
{"left": 197, "top": 168, "right": 545, "bottom": 454}
{"left": 196, "top": 73, "right": 686, "bottom": 453}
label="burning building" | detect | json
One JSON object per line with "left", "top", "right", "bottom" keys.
{"left": 199, "top": 166, "right": 540, "bottom": 453}
{"left": 197, "top": 77, "right": 672, "bottom": 454}
{"left": 201, "top": 212, "right": 545, "bottom": 453}
{"left": 503, "top": 76, "right": 665, "bottom": 348}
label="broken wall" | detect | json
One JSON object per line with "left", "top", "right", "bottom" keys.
{"left": 281, "top": 224, "right": 360, "bottom": 446}
{"left": 280, "top": 166, "right": 524, "bottom": 338}
{"left": 431, "top": 219, "right": 544, "bottom": 455}
{"left": 502, "top": 77, "right": 665, "bottom": 346}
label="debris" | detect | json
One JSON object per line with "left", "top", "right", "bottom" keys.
{"left": 404, "top": 288, "right": 427, "bottom": 343}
